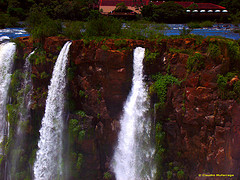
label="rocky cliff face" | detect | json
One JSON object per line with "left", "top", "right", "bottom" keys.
{"left": 16, "top": 36, "right": 240, "bottom": 179}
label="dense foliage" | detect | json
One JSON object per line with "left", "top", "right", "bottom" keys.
{"left": 141, "top": 2, "right": 186, "bottom": 23}
{"left": 0, "top": 0, "right": 239, "bottom": 29}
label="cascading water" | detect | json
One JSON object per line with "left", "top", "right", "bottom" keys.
{"left": 0, "top": 42, "right": 16, "bottom": 153}
{"left": 33, "top": 41, "right": 72, "bottom": 180}
{"left": 8, "top": 51, "right": 35, "bottom": 179}
{"left": 112, "top": 47, "right": 156, "bottom": 180}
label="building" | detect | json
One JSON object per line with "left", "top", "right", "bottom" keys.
{"left": 99, "top": 0, "right": 228, "bottom": 17}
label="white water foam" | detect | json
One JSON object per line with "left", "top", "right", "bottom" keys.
{"left": 112, "top": 47, "right": 156, "bottom": 180}
{"left": 0, "top": 42, "right": 16, "bottom": 153}
{"left": 34, "top": 41, "right": 72, "bottom": 180}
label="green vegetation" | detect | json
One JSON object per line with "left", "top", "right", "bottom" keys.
{"left": 145, "top": 49, "right": 159, "bottom": 64}
{"left": 179, "top": 27, "right": 192, "bottom": 36}
{"left": 186, "top": 52, "right": 204, "bottom": 72}
{"left": 2, "top": 68, "right": 36, "bottom": 179}
{"left": 29, "top": 49, "right": 47, "bottom": 65}
{"left": 207, "top": 43, "right": 221, "bottom": 60}
{"left": 177, "top": 170, "right": 185, "bottom": 179}
{"left": 150, "top": 73, "right": 180, "bottom": 107}
{"left": 155, "top": 122, "right": 166, "bottom": 179}
{"left": 217, "top": 72, "right": 240, "bottom": 100}
{"left": 85, "top": 16, "right": 122, "bottom": 37}
{"left": 188, "top": 21, "right": 214, "bottom": 29}
{"left": 141, "top": 2, "right": 186, "bottom": 23}
{"left": 63, "top": 21, "right": 85, "bottom": 40}
{"left": 76, "top": 110, "right": 86, "bottom": 118}
{"left": 69, "top": 119, "right": 85, "bottom": 141}
{"left": 26, "top": 6, "right": 62, "bottom": 43}
{"left": 226, "top": 41, "right": 240, "bottom": 68}
{"left": 103, "top": 172, "right": 112, "bottom": 179}
{"left": 79, "top": 90, "right": 85, "bottom": 98}
{"left": 114, "top": 2, "right": 128, "bottom": 12}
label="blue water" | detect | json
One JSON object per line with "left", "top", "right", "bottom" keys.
{"left": 163, "top": 24, "right": 240, "bottom": 40}
{"left": 0, "top": 28, "right": 29, "bottom": 42}
{"left": 1, "top": 24, "right": 240, "bottom": 41}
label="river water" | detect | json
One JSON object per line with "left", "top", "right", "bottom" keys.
{"left": 0, "top": 24, "right": 240, "bottom": 41}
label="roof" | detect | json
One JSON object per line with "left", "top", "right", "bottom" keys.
{"left": 194, "top": 3, "right": 226, "bottom": 10}
{"left": 100, "top": 0, "right": 149, "bottom": 6}
{"left": 100, "top": 0, "right": 227, "bottom": 10}
{"left": 176, "top": 2, "right": 194, "bottom": 8}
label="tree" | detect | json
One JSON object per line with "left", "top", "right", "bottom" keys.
{"left": 26, "top": 6, "right": 62, "bottom": 44}
{"left": 114, "top": 2, "right": 128, "bottom": 12}
{"left": 152, "top": 1, "right": 186, "bottom": 23}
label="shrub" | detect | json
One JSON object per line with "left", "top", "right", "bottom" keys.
{"left": 217, "top": 72, "right": 240, "bottom": 100}
{"left": 167, "top": 171, "right": 173, "bottom": 180}
{"left": 26, "top": 6, "right": 62, "bottom": 42}
{"left": 227, "top": 41, "right": 240, "bottom": 69}
{"left": 54, "top": 1, "right": 89, "bottom": 20}
{"left": 179, "top": 27, "right": 192, "bottom": 36}
{"left": 187, "top": 52, "right": 204, "bottom": 72}
{"left": 0, "top": 13, "right": 19, "bottom": 28}
{"left": 76, "top": 153, "right": 83, "bottom": 171}
{"left": 85, "top": 16, "right": 122, "bottom": 37}
{"left": 207, "top": 43, "right": 221, "bottom": 60}
{"left": 40, "top": 72, "right": 49, "bottom": 79}
{"left": 103, "top": 172, "right": 112, "bottom": 180}
{"left": 155, "top": 122, "right": 166, "bottom": 179}
{"left": 63, "top": 21, "right": 85, "bottom": 40}
{"left": 187, "top": 22, "right": 201, "bottom": 29}
{"left": 76, "top": 110, "right": 86, "bottom": 118}
{"left": 142, "top": 2, "right": 186, "bottom": 23}
{"left": 151, "top": 74, "right": 180, "bottom": 106}
{"left": 145, "top": 49, "right": 159, "bottom": 64}
{"left": 177, "top": 170, "right": 184, "bottom": 179}
{"left": 79, "top": 90, "right": 85, "bottom": 98}
{"left": 201, "top": 21, "right": 214, "bottom": 28}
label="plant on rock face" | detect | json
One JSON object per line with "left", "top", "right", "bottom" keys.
{"left": 186, "top": 52, "right": 204, "bottom": 72}
{"left": 150, "top": 73, "right": 180, "bottom": 107}
{"left": 145, "top": 49, "right": 159, "bottom": 64}
{"left": 227, "top": 41, "right": 240, "bottom": 69}
{"left": 207, "top": 43, "right": 221, "bottom": 60}
{"left": 217, "top": 72, "right": 240, "bottom": 100}
{"left": 177, "top": 170, "right": 184, "bottom": 179}
{"left": 155, "top": 122, "right": 166, "bottom": 179}
{"left": 103, "top": 172, "right": 112, "bottom": 180}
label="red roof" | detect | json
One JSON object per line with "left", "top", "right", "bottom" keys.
{"left": 100, "top": 0, "right": 227, "bottom": 10}
{"left": 176, "top": 2, "right": 194, "bottom": 8}
{"left": 100, "top": 0, "right": 149, "bottom": 6}
{"left": 195, "top": 3, "right": 226, "bottom": 10}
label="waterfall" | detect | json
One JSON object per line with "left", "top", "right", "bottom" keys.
{"left": 33, "top": 41, "right": 72, "bottom": 180}
{"left": 0, "top": 42, "right": 16, "bottom": 154}
{"left": 9, "top": 51, "right": 35, "bottom": 179}
{"left": 18, "top": 50, "right": 34, "bottom": 135}
{"left": 112, "top": 47, "right": 156, "bottom": 180}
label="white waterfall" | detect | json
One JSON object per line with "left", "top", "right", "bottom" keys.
{"left": 0, "top": 42, "right": 16, "bottom": 153}
{"left": 33, "top": 41, "right": 72, "bottom": 180}
{"left": 18, "top": 50, "right": 35, "bottom": 134}
{"left": 112, "top": 47, "right": 156, "bottom": 180}
{"left": 9, "top": 51, "right": 35, "bottom": 179}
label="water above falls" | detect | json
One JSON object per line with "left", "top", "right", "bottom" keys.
{"left": 0, "top": 42, "right": 16, "bottom": 153}
{"left": 33, "top": 41, "right": 72, "bottom": 180}
{"left": 112, "top": 47, "right": 156, "bottom": 180}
